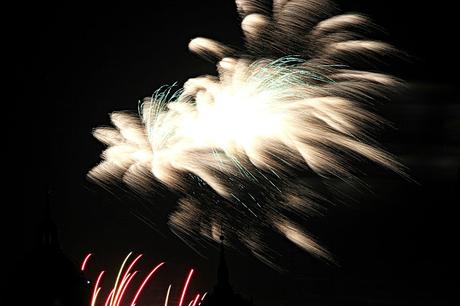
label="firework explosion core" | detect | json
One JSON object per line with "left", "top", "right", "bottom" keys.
{"left": 89, "top": 0, "right": 405, "bottom": 265}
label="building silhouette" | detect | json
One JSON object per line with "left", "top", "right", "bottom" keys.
{"left": 201, "top": 236, "right": 254, "bottom": 306}
{"left": 14, "top": 192, "right": 90, "bottom": 306}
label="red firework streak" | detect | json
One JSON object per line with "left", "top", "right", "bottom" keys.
{"left": 81, "top": 253, "right": 206, "bottom": 306}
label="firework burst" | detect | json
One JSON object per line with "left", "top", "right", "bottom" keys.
{"left": 89, "top": 0, "right": 405, "bottom": 266}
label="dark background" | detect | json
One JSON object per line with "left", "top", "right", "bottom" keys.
{"left": 10, "top": 0, "right": 459, "bottom": 305}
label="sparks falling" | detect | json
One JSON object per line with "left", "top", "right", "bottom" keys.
{"left": 89, "top": 0, "right": 405, "bottom": 265}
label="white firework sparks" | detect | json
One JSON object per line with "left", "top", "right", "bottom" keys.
{"left": 89, "top": 0, "right": 405, "bottom": 266}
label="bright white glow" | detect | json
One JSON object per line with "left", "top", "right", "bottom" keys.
{"left": 89, "top": 0, "right": 405, "bottom": 264}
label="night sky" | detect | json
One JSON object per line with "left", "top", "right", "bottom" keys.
{"left": 11, "top": 0, "right": 459, "bottom": 305}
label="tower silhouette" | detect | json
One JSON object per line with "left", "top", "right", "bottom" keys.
{"left": 13, "top": 189, "right": 90, "bottom": 306}
{"left": 201, "top": 235, "right": 254, "bottom": 306}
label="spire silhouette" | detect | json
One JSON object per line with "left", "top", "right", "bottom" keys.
{"left": 201, "top": 231, "right": 254, "bottom": 306}
{"left": 37, "top": 186, "right": 59, "bottom": 249}
{"left": 217, "top": 234, "right": 231, "bottom": 291}
{"left": 14, "top": 186, "right": 91, "bottom": 306}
